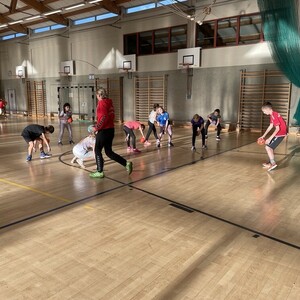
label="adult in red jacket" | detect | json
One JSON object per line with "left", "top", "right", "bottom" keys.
{"left": 89, "top": 88, "right": 132, "bottom": 178}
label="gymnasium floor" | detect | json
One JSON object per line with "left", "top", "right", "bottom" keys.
{"left": 0, "top": 116, "right": 299, "bottom": 299}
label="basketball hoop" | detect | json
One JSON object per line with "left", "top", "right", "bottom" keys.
{"left": 118, "top": 67, "right": 132, "bottom": 79}
{"left": 178, "top": 63, "right": 192, "bottom": 74}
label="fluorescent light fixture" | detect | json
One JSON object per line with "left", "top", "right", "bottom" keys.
{"left": 25, "top": 15, "right": 42, "bottom": 21}
{"left": 65, "top": 3, "right": 85, "bottom": 10}
{"left": 0, "top": 24, "right": 8, "bottom": 28}
{"left": 89, "top": 0, "right": 103, "bottom": 3}
{"left": 44, "top": 10, "right": 62, "bottom": 16}
{"left": 8, "top": 20, "right": 24, "bottom": 25}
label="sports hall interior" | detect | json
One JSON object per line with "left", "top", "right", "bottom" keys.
{"left": 0, "top": 0, "right": 299, "bottom": 299}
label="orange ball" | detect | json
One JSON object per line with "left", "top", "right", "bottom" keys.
{"left": 257, "top": 137, "right": 265, "bottom": 145}
{"left": 140, "top": 137, "right": 145, "bottom": 143}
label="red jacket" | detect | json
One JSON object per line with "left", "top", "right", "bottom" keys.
{"left": 95, "top": 98, "right": 115, "bottom": 130}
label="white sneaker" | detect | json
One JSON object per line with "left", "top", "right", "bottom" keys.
{"left": 191, "top": 146, "right": 196, "bottom": 151}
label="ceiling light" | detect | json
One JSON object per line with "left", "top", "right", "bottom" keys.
{"left": 25, "top": 15, "right": 42, "bottom": 21}
{"left": 8, "top": 20, "right": 24, "bottom": 25}
{"left": 65, "top": 3, "right": 86, "bottom": 10}
{"left": 89, "top": 0, "right": 103, "bottom": 3}
{"left": 44, "top": 10, "right": 62, "bottom": 16}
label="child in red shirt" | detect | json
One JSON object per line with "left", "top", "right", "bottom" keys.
{"left": 260, "top": 102, "right": 287, "bottom": 171}
{"left": 123, "top": 121, "right": 145, "bottom": 153}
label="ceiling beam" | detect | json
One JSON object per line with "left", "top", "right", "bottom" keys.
{"left": 0, "top": 14, "right": 27, "bottom": 34}
{"left": 10, "top": 0, "right": 18, "bottom": 13}
{"left": 20, "top": 0, "right": 68, "bottom": 26}
{"left": 101, "top": 0, "right": 120, "bottom": 14}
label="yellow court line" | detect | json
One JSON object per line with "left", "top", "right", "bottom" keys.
{"left": 0, "top": 178, "right": 93, "bottom": 210}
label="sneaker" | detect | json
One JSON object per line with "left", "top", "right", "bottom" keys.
{"left": 71, "top": 157, "right": 77, "bottom": 164}
{"left": 77, "top": 158, "right": 86, "bottom": 169}
{"left": 40, "top": 152, "right": 51, "bottom": 159}
{"left": 268, "top": 163, "right": 277, "bottom": 172}
{"left": 127, "top": 147, "right": 133, "bottom": 152}
{"left": 216, "top": 136, "right": 221, "bottom": 141}
{"left": 89, "top": 171, "right": 105, "bottom": 178}
{"left": 202, "top": 145, "right": 207, "bottom": 149}
{"left": 205, "top": 135, "right": 208, "bottom": 139}
{"left": 156, "top": 142, "right": 161, "bottom": 148}
{"left": 69, "top": 140, "right": 75, "bottom": 144}
{"left": 26, "top": 155, "right": 32, "bottom": 162}
{"left": 132, "top": 148, "right": 141, "bottom": 153}
{"left": 191, "top": 146, "right": 196, "bottom": 151}
{"left": 144, "top": 141, "right": 151, "bottom": 146}
{"left": 58, "top": 141, "right": 63, "bottom": 145}
{"left": 126, "top": 161, "right": 133, "bottom": 175}
{"left": 168, "top": 142, "right": 174, "bottom": 147}
{"left": 262, "top": 162, "right": 271, "bottom": 168}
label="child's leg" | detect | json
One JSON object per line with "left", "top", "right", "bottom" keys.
{"left": 27, "top": 141, "right": 34, "bottom": 156}
{"left": 265, "top": 146, "right": 275, "bottom": 163}
{"left": 128, "top": 129, "right": 136, "bottom": 149}
{"left": 201, "top": 127, "right": 206, "bottom": 146}
{"left": 205, "top": 120, "right": 211, "bottom": 136}
{"left": 192, "top": 126, "right": 197, "bottom": 147}
{"left": 123, "top": 127, "right": 131, "bottom": 147}
{"left": 217, "top": 124, "right": 222, "bottom": 136}
{"left": 152, "top": 123, "right": 159, "bottom": 140}
{"left": 58, "top": 122, "right": 65, "bottom": 142}
{"left": 67, "top": 123, "right": 73, "bottom": 141}
{"left": 167, "top": 125, "right": 172, "bottom": 143}
{"left": 145, "top": 121, "right": 153, "bottom": 141}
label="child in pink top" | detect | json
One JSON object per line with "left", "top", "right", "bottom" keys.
{"left": 123, "top": 121, "right": 145, "bottom": 153}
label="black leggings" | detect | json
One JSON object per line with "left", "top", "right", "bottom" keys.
{"left": 145, "top": 121, "right": 158, "bottom": 141}
{"left": 95, "top": 128, "right": 126, "bottom": 172}
{"left": 205, "top": 120, "right": 221, "bottom": 136}
{"left": 192, "top": 125, "right": 205, "bottom": 147}
{"left": 123, "top": 126, "right": 136, "bottom": 149}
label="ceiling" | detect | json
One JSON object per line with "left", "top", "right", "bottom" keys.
{"left": 0, "top": 0, "right": 143, "bottom": 36}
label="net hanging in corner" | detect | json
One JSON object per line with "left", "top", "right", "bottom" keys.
{"left": 257, "top": 0, "right": 300, "bottom": 87}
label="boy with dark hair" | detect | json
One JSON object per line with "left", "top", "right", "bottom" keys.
{"left": 205, "top": 109, "right": 222, "bottom": 141}
{"left": 191, "top": 114, "right": 206, "bottom": 151}
{"left": 260, "top": 102, "right": 287, "bottom": 171}
{"left": 21, "top": 124, "right": 54, "bottom": 161}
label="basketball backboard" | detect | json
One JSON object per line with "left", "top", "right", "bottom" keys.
{"left": 177, "top": 47, "right": 201, "bottom": 69}
{"left": 117, "top": 54, "right": 136, "bottom": 72}
{"left": 60, "top": 60, "right": 76, "bottom": 75}
{"left": 15, "top": 66, "right": 26, "bottom": 78}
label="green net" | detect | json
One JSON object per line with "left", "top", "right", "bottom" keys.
{"left": 257, "top": 0, "right": 300, "bottom": 87}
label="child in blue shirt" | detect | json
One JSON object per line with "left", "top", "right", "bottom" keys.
{"left": 205, "top": 109, "right": 222, "bottom": 141}
{"left": 157, "top": 106, "right": 174, "bottom": 147}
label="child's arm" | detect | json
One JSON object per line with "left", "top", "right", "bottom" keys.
{"left": 265, "top": 125, "right": 280, "bottom": 144}
{"left": 260, "top": 123, "right": 273, "bottom": 140}
{"left": 138, "top": 126, "right": 145, "bottom": 138}
{"left": 41, "top": 133, "right": 51, "bottom": 152}
{"left": 216, "top": 117, "right": 221, "bottom": 126}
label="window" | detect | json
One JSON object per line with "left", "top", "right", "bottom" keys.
{"left": 124, "top": 33, "right": 138, "bottom": 55}
{"left": 217, "top": 17, "right": 238, "bottom": 47}
{"left": 170, "top": 25, "right": 187, "bottom": 51}
{"left": 139, "top": 31, "right": 153, "bottom": 55}
{"left": 2, "top": 34, "right": 15, "bottom": 40}
{"left": 15, "top": 33, "right": 27, "bottom": 38}
{"left": 154, "top": 28, "right": 169, "bottom": 53}
{"left": 124, "top": 25, "right": 187, "bottom": 55}
{"left": 127, "top": 3, "right": 156, "bottom": 14}
{"left": 96, "top": 13, "right": 118, "bottom": 21}
{"left": 74, "top": 16, "right": 95, "bottom": 25}
{"left": 51, "top": 24, "right": 66, "bottom": 30}
{"left": 196, "top": 21, "right": 215, "bottom": 48}
{"left": 34, "top": 26, "right": 51, "bottom": 34}
{"left": 239, "top": 14, "right": 262, "bottom": 44}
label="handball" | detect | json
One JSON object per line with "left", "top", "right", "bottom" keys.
{"left": 88, "top": 125, "right": 95, "bottom": 133}
{"left": 67, "top": 117, "right": 73, "bottom": 123}
{"left": 140, "top": 137, "right": 145, "bottom": 143}
{"left": 257, "top": 137, "right": 265, "bottom": 145}
{"left": 196, "top": 130, "right": 200, "bottom": 136}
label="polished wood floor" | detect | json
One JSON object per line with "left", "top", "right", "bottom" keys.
{"left": 0, "top": 116, "right": 299, "bottom": 299}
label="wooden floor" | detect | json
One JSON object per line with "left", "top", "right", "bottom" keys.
{"left": 0, "top": 116, "right": 299, "bottom": 300}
